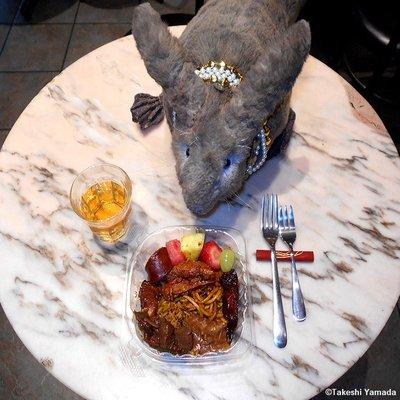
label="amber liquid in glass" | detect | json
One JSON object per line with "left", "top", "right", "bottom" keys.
{"left": 80, "top": 180, "right": 130, "bottom": 242}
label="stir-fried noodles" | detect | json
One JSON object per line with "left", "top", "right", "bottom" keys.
{"left": 157, "top": 284, "right": 225, "bottom": 328}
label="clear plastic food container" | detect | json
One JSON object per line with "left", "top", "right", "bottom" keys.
{"left": 123, "top": 225, "right": 254, "bottom": 366}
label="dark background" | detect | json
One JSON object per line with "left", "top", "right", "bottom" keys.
{"left": 0, "top": 1, "right": 399, "bottom": 399}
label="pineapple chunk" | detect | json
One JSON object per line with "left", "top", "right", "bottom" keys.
{"left": 181, "top": 232, "right": 205, "bottom": 261}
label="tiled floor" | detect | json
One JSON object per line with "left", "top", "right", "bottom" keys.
{"left": 0, "top": 25, "right": 9, "bottom": 49}
{"left": 0, "top": 24, "right": 72, "bottom": 71}
{"left": 13, "top": 0, "right": 79, "bottom": 24}
{"left": 76, "top": 1, "right": 140, "bottom": 23}
{"left": 64, "top": 23, "right": 131, "bottom": 67}
{"left": 0, "top": 1, "right": 399, "bottom": 399}
{"left": 0, "top": 0, "right": 21, "bottom": 24}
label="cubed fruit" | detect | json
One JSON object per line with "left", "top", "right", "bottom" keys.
{"left": 181, "top": 232, "right": 205, "bottom": 261}
{"left": 199, "top": 241, "right": 223, "bottom": 270}
{"left": 166, "top": 239, "right": 186, "bottom": 266}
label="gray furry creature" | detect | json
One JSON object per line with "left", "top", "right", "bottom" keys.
{"left": 131, "top": 0, "right": 311, "bottom": 215}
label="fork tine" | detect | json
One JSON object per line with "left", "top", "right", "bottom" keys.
{"left": 272, "top": 194, "right": 278, "bottom": 230}
{"left": 288, "top": 205, "right": 295, "bottom": 229}
{"left": 284, "top": 205, "right": 289, "bottom": 230}
{"left": 278, "top": 206, "right": 284, "bottom": 229}
{"left": 261, "top": 195, "right": 266, "bottom": 230}
{"left": 267, "top": 194, "right": 273, "bottom": 229}
{"left": 265, "top": 194, "right": 272, "bottom": 229}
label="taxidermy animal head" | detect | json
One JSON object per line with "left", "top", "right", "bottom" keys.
{"left": 131, "top": 0, "right": 311, "bottom": 215}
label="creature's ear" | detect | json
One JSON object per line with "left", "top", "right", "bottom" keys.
{"left": 132, "top": 3, "right": 185, "bottom": 89}
{"left": 226, "top": 20, "right": 311, "bottom": 135}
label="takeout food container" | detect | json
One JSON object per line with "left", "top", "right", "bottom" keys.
{"left": 123, "top": 225, "right": 254, "bottom": 366}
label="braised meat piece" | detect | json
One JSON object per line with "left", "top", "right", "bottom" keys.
{"left": 134, "top": 310, "right": 161, "bottom": 348}
{"left": 187, "top": 314, "right": 230, "bottom": 355}
{"left": 220, "top": 270, "right": 239, "bottom": 339}
{"left": 173, "top": 325, "right": 194, "bottom": 354}
{"left": 163, "top": 278, "right": 215, "bottom": 300}
{"left": 135, "top": 311, "right": 176, "bottom": 352}
{"left": 158, "top": 319, "right": 175, "bottom": 350}
{"left": 167, "top": 261, "right": 219, "bottom": 281}
{"left": 139, "top": 281, "right": 160, "bottom": 317}
{"left": 163, "top": 261, "right": 222, "bottom": 300}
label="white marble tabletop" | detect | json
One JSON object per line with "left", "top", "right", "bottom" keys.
{"left": 0, "top": 26, "right": 400, "bottom": 400}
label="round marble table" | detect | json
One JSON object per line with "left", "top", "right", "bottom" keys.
{"left": 0, "top": 26, "right": 399, "bottom": 400}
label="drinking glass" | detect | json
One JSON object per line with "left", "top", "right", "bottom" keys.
{"left": 70, "top": 164, "right": 132, "bottom": 243}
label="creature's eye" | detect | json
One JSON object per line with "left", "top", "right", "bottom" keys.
{"left": 224, "top": 153, "right": 242, "bottom": 170}
{"left": 178, "top": 143, "right": 190, "bottom": 159}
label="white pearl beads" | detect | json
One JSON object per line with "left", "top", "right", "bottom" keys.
{"left": 195, "top": 61, "right": 243, "bottom": 88}
{"left": 246, "top": 128, "right": 269, "bottom": 175}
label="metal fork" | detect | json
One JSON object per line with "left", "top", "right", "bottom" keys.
{"left": 261, "top": 194, "right": 287, "bottom": 348}
{"left": 279, "top": 205, "right": 306, "bottom": 321}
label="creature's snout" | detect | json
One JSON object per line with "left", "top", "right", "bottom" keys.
{"left": 181, "top": 176, "right": 222, "bottom": 216}
{"left": 184, "top": 194, "right": 219, "bottom": 216}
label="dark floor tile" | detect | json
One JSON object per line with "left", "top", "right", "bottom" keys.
{"left": 0, "top": 24, "right": 10, "bottom": 52}
{"left": 14, "top": 0, "right": 79, "bottom": 24}
{"left": 364, "top": 307, "right": 400, "bottom": 389}
{"left": 0, "top": 72, "right": 57, "bottom": 129}
{"left": 0, "top": 306, "right": 83, "bottom": 400}
{"left": 0, "top": 24, "right": 71, "bottom": 71}
{"left": 0, "top": 129, "right": 9, "bottom": 148}
{"left": 63, "top": 23, "right": 130, "bottom": 68}
{"left": 76, "top": 0, "right": 140, "bottom": 23}
{"left": 150, "top": 0, "right": 194, "bottom": 15}
{"left": 76, "top": 0, "right": 194, "bottom": 23}
{"left": 0, "top": 0, "right": 21, "bottom": 24}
